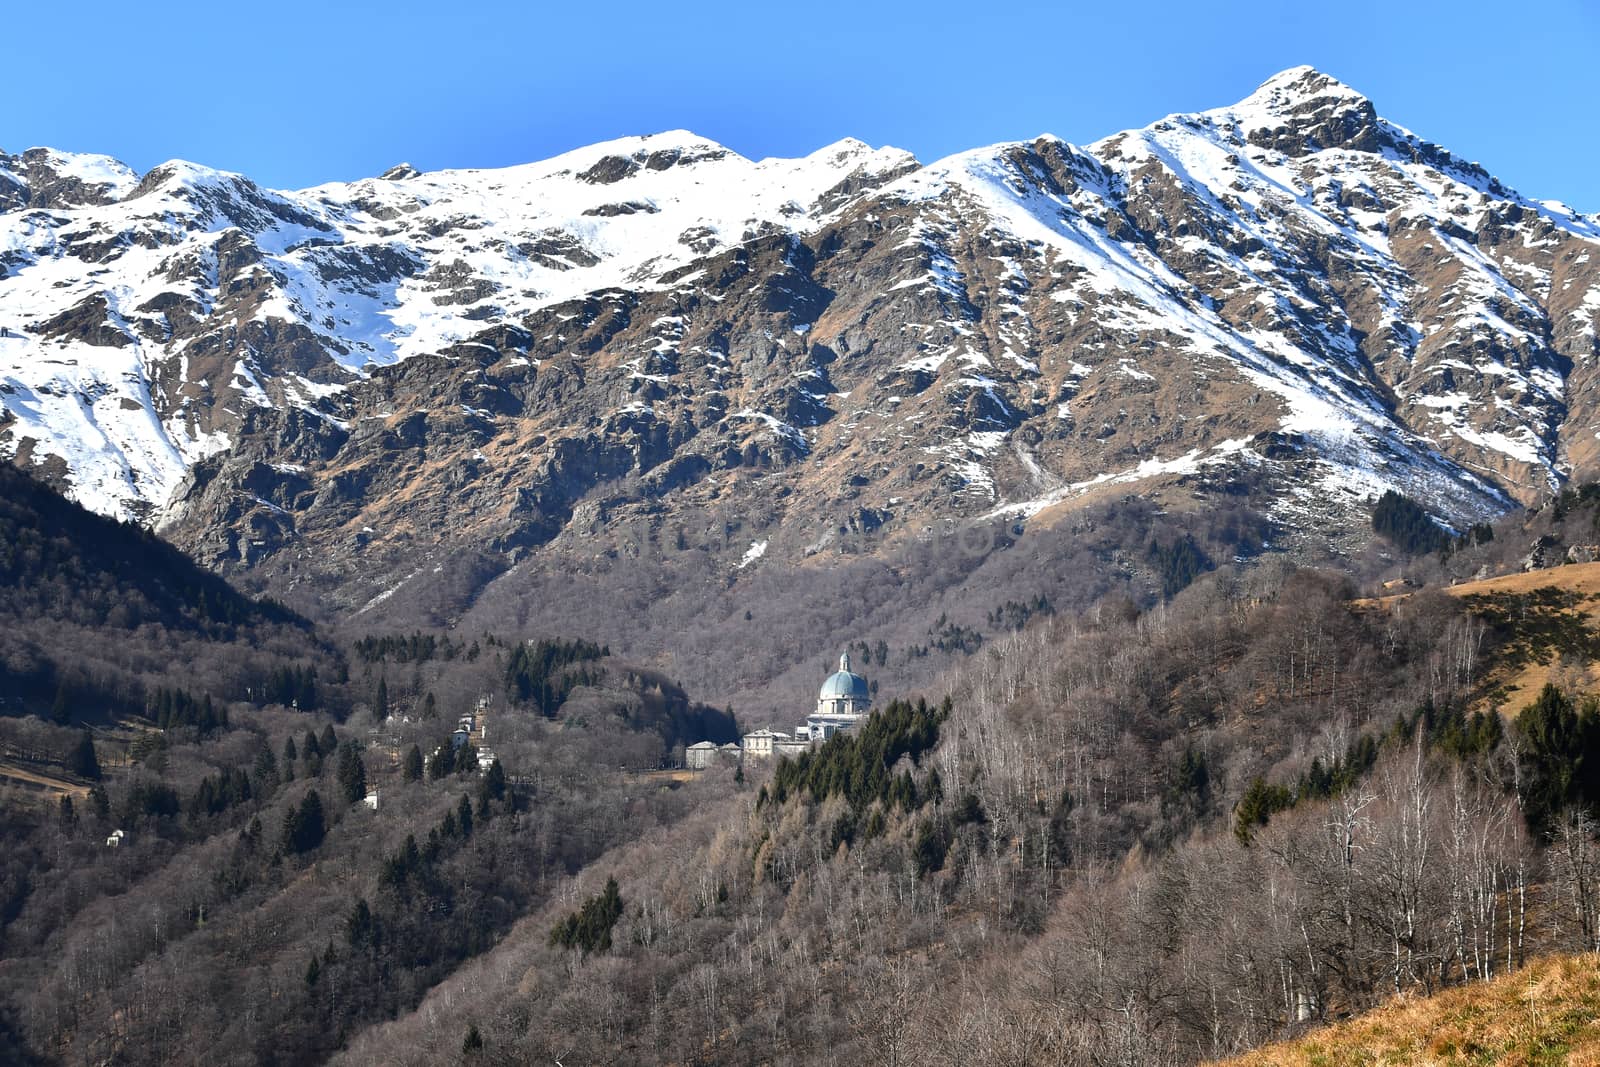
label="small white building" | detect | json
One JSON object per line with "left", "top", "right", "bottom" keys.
{"left": 105, "top": 828, "right": 128, "bottom": 848}
{"left": 740, "top": 729, "right": 789, "bottom": 758}
{"left": 685, "top": 741, "right": 720, "bottom": 769}
{"left": 451, "top": 728, "right": 471, "bottom": 750}
{"left": 476, "top": 747, "right": 497, "bottom": 773}
{"left": 363, "top": 791, "right": 379, "bottom": 811}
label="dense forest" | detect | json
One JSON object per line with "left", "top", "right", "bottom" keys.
{"left": 0, "top": 464, "right": 342, "bottom": 724}
{"left": 11, "top": 472, "right": 1600, "bottom": 1063}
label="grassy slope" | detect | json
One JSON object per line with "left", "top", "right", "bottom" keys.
{"left": 1359, "top": 561, "right": 1600, "bottom": 716}
{"left": 1444, "top": 563, "right": 1600, "bottom": 714}
{"left": 1220, "top": 954, "right": 1600, "bottom": 1067}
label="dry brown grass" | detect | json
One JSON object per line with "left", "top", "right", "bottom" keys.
{"left": 1446, "top": 563, "right": 1600, "bottom": 601}
{"left": 1444, "top": 564, "right": 1600, "bottom": 715}
{"left": 1218, "top": 954, "right": 1600, "bottom": 1066}
{"left": 1355, "top": 562, "right": 1600, "bottom": 716}
{"left": 0, "top": 759, "right": 89, "bottom": 798}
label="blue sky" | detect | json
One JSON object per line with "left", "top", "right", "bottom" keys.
{"left": 8, "top": 0, "right": 1598, "bottom": 209}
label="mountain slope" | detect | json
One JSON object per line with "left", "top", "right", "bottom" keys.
{"left": 0, "top": 463, "right": 336, "bottom": 722}
{"left": 0, "top": 133, "right": 916, "bottom": 520}
{"left": 4, "top": 68, "right": 1600, "bottom": 707}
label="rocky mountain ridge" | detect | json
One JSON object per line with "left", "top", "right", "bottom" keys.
{"left": 4, "top": 68, "right": 1600, "bottom": 692}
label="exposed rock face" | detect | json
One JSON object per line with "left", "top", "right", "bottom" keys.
{"left": 0, "top": 147, "right": 139, "bottom": 211}
{"left": 3, "top": 67, "right": 1600, "bottom": 610}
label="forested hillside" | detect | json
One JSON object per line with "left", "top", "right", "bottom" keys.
{"left": 0, "top": 463, "right": 339, "bottom": 723}
{"left": 330, "top": 508, "right": 1600, "bottom": 1065}
{"left": 15, "top": 465, "right": 1600, "bottom": 1063}
{"left": 0, "top": 474, "right": 737, "bottom": 1065}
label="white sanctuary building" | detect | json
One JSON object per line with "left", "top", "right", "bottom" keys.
{"left": 797, "top": 651, "right": 872, "bottom": 741}
{"left": 740, "top": 652, "right": 874, "bottom": 757}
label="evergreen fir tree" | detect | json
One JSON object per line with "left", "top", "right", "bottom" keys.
{"left": 548, "top": 876, "right": 624, "bottom": 954}
{"left": 483, "top": 758, "right": 506, "bottom": 800}
{"left": 281, "top": 790, "right": 327, "bottom": 855}
{"left": 347, "top": 898, "right": 375, "bottom": 947}
{"left": 336, "top": 742, "right": 367, "bottom": 805}
{"left": 65, "top": 730, "right": 101, "bottom": 780}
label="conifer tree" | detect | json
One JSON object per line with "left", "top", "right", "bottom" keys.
{"left": 347, "top": 898, "right": 375, "bottom": 948}
{"left": 66, "top": 730, "right": 101, "bottom": 780}
{"left": 549, "top": 876, "right": 624, "bottom": 953}
{"left": 281, "top": 790, "right": 327, "bottom": 855}
{"left": 483, "top": 758, "right": 506, "bottom": 800}
{"left": 337, "top": 742, "right": 367, "bottom": 805}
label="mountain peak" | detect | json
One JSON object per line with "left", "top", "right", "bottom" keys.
{"left": 1248, "top": 65, "right": 1367, "bottom": 105}
{"left": 1223, "top": 65, "right": 1382, "bottom": 156}
{"left": 797, "top": 137, "right": 919, "bottom": 174}
{"left": 379, "top": 161, "right": 420, "bottom": 181}
{"left": 129, "top": 158, "right": 249, "bottom": 198}
{"left": 0, "top": 147, "right": 139, "bottom": 209}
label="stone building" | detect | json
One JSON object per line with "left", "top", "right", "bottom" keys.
{"left": 686, "top": 740, "right": 744, "bottom": 769}
{"left": 741, "top": 652, "right": 874, "bottom": 758}
{"left": 795, "top": 652, "right": 872, "bottom": 742}
{"left": 740, "top": 729, "right": 788, "bottom": 758}
{"left": 685, "top": 741, "right": 720, "bottom": 769}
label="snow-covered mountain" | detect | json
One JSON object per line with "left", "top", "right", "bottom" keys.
{"left": 4, "top": 67, "right": 1599, "bottom": 593}
{"left": 0, "top": 132, "right": 916, "bottom": 518}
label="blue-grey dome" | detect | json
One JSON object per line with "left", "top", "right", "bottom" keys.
{"left": 819, "top": 652, "right": 870, "bottom": 702}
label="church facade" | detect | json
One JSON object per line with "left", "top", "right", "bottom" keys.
{"left": 796, "top": 651, "right": 872, "bottom": 741}
{"left": 740, "top": 652, "right": 873, "bottom": 758}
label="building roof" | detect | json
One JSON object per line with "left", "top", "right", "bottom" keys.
{"left": 819, "top": 651, "right": 870, "bottom": 701}
{"left": 686, "top": 741, "right": 719, "bottom": 750}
